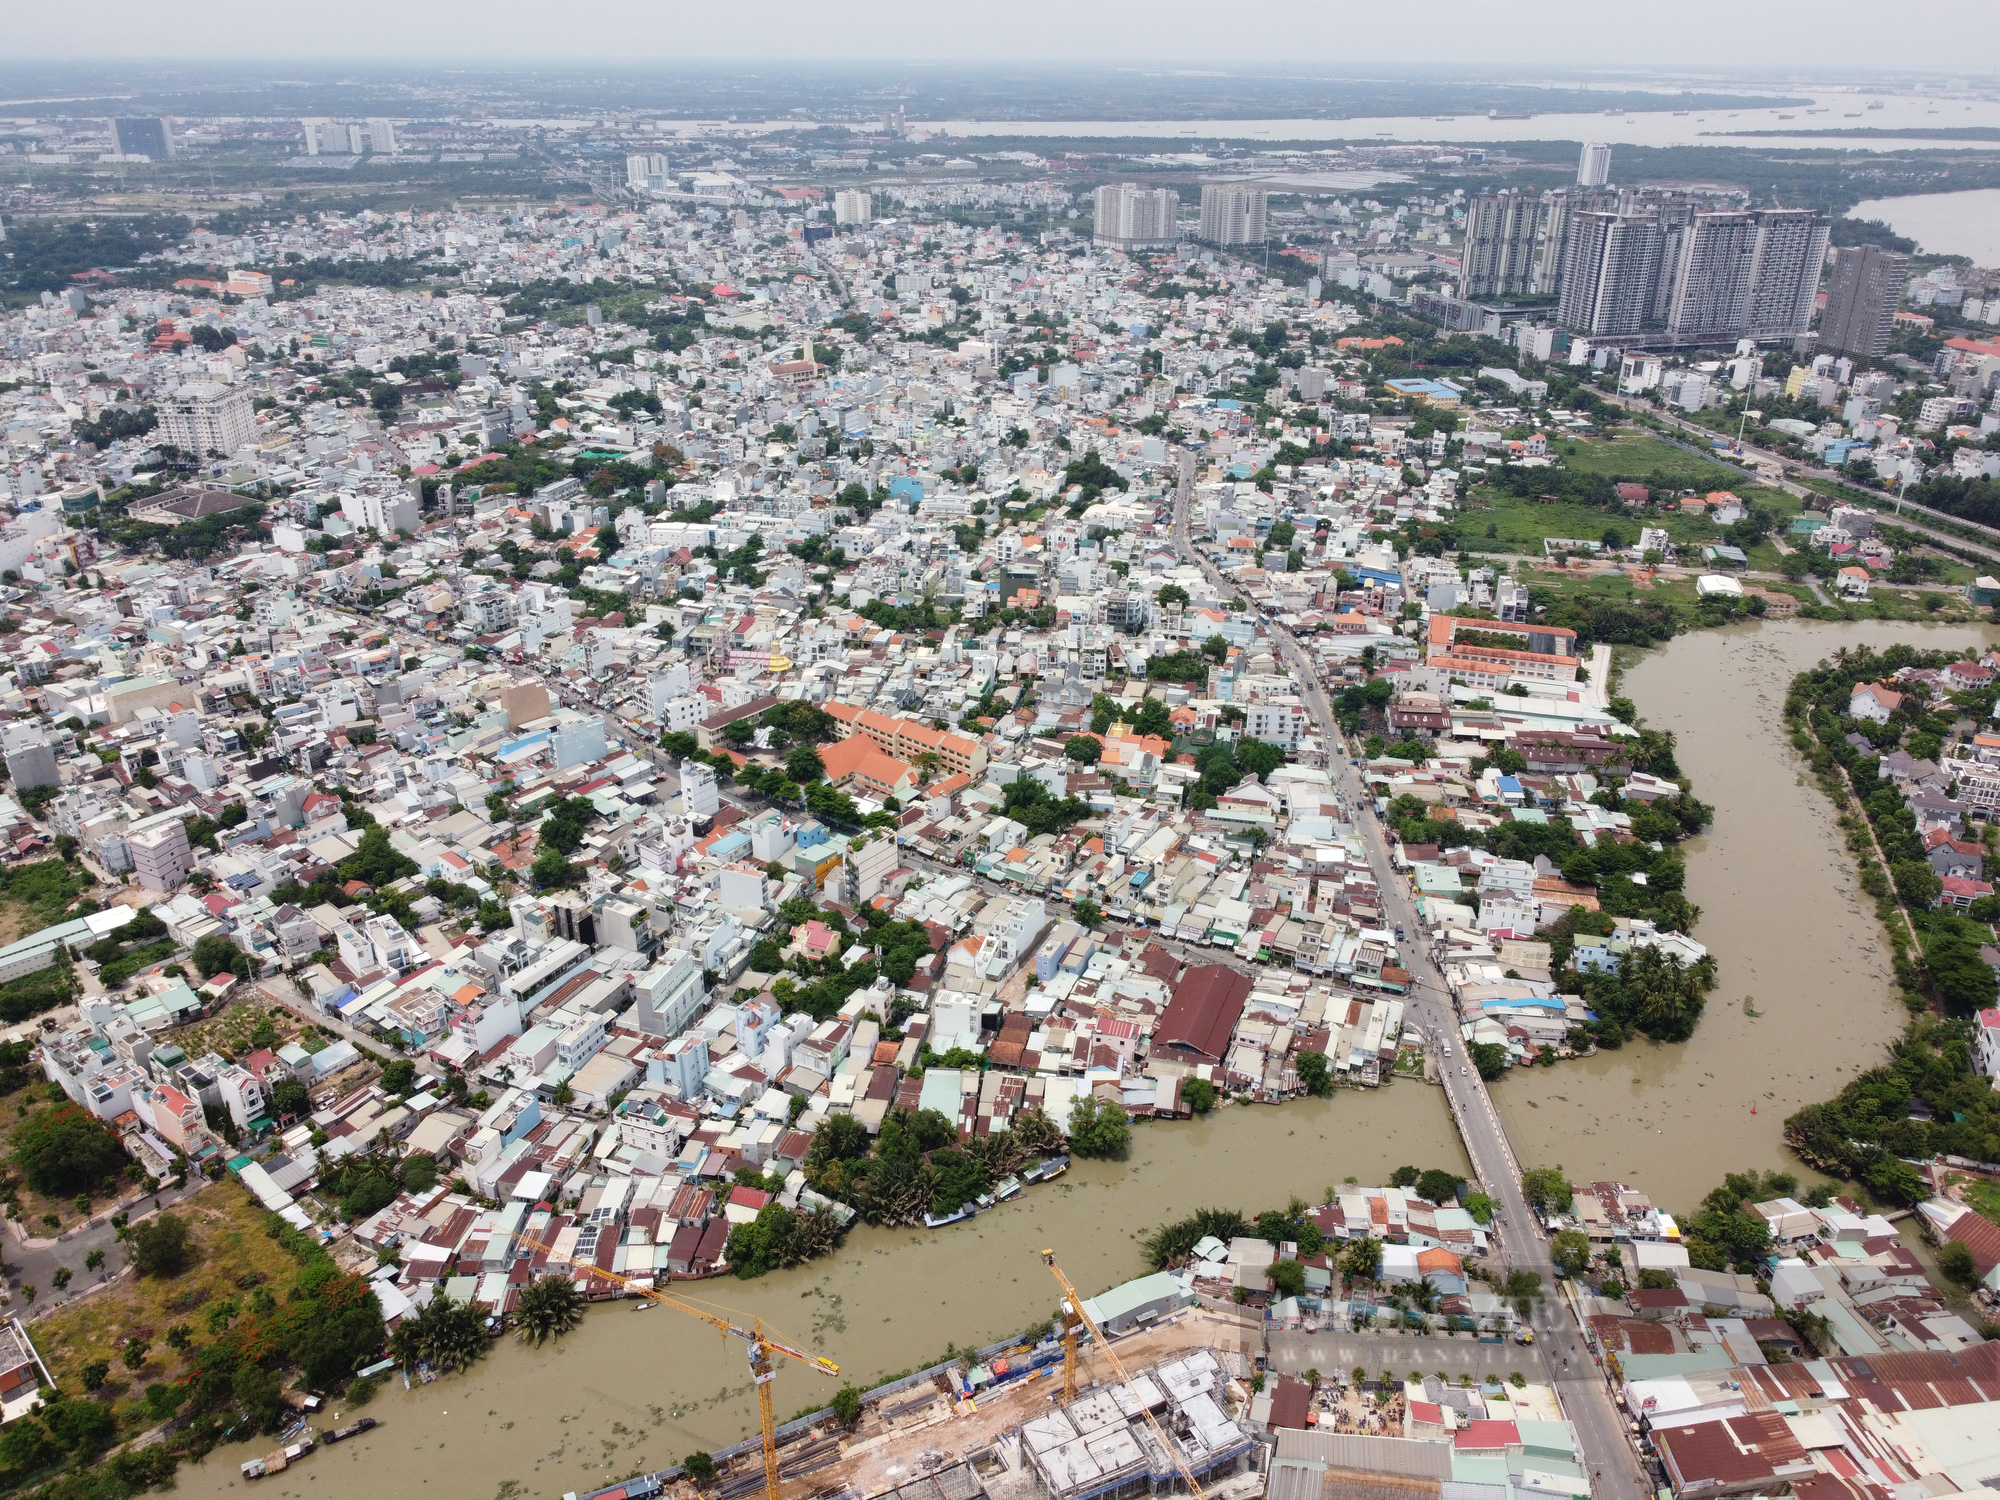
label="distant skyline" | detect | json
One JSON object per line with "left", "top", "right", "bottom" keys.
{"left": 9, "top": 1, "right": 2000, "bottom": 71}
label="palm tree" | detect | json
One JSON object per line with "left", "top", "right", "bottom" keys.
{"left": 391, "top": 1292, "right": 489, "bottom": 1374}
{"left": 514, "top": 1275, "right": 587, "bottom": 1346}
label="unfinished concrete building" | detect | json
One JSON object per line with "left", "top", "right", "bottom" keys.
{"left": 1020, "top": 1352, "right": 1253, "bottom": 1500}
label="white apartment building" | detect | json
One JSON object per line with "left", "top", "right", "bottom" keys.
{"left": 1199, "top": 185, "right": 1267, "bottom": 246}
{"left": 834, "top": 189, "right": 874, "bottom": 227}
{"left": 128, "top": 817, "right": 192, "bottom": 892}
{"left": 626, "top": 153, "right": 669, "bottom": 190}
{"left": 157, "top": 384, "right": 254, "bottom": 458}
{"left": 340, "top": 487, "right": 420, "bottom": 536}
{"left": 1245, "top": 702, "right": 1307, "bottom": 749}
{"left": 1093, "top": 184, "right": 1181, "bottom": 251}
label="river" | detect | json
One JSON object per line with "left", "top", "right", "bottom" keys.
{"left": 1493, "top": 618, "right": 2000, "bottom": 1214}
{"left": 1847, "top": 188, "right": 2000, "bottom": 267}
{"left": 171, "top": 1084, "right": 1463, "bottom": 1499}
{"left": 912, "top": 92, "right": 2000, "bottom": 155}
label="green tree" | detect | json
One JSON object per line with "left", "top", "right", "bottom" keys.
{"left": 1468, "top": 1041, "right": 1510, "bottom": 1080}
{"left": 832, "top": 1385, "right": 864, "bottom": 1427}
{"left": 1520, "top": 1167, "right": 1574, "bottom": 1216}
{"left": 1295, "top": 1050, "right": 1332, "bottom": 1096}
{"left": 1416, "top": 1170, "right": 1462, "bottom": 1205}
{"left": 191, "top": 932, "right": 242, "bottom": 979}
{"left": 684, "top": 1452, "right": 718, "bottom": 1486}
{"left": 1268, "top": 1259, "right": 1308, "bottom": 1298}
{"left": 1938, "top": 1239, "right": 1977, "bottom": 1286}
{"left": 1181, "top": 1077, "right": 1217, "bottom": 1114}
{"left": 1550, "top": 1228, "right": 1593, "bottom": 1278}
{"left": 130, "top": 1213, "right": 193, "bottom": 1278}
{"left": 1064, "top": 735, "right": 1103, "bottom": 765}
{"left": 1158, "top": 584, "right": 1189, "bottom": 608}
{"left": 12, "top": 1104, "right": 125, "bottom": 1197}
{"left": 79, "top": 1360, "right": 110, "bottom": 1393}
{"left": 1341, "top": 1237, "right": 1383, "bottom": 1282}
{"left": 379, "top": 1059, "right": 418, "bottom": 1095}
{"left": 122, "top": 1336, "right": 151, "bottom": 1371}
{"left": 784, "top": 744, "right": 826, "bottom": 784}
{"left": 1067, "top": 1095, "right": 1131, "bottom": 1159}
{"left": 532, "top": 845, "right": 578, "bottom": 889}
{"left": 513, "top": 1274, "right": 587, "bottom": 1344}
{"left": 388, "top": 1291, "right": 488, "bottom": 1375}
{"left": 1072, "top": 898, "right": 1103, "bottom": 928}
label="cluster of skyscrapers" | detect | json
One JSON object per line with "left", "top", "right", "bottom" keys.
{"left": 1089, "top": 182, "right": 1270, "bottom": 252}
{"left": 1460, "top": 184, "right": 1834, "bottom": 348}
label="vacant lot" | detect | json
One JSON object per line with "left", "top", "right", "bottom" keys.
{"left": 32, "top": 1182, "right": 298, "bottom": 1403}
{"left": 1464, "top": 481, "right": 1800, "bottom": 563}
{"left": 168, "top": 998, "right": 321, "bottom": 1065}
{"left": 1557, "top": 431, "right": 1745, "bottom": 490}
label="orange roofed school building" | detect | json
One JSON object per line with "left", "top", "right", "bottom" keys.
{"left": 824, "top": 703, "right": 988, "bottom": 780}
{"left": 1424, "top": 615, "right": 1581, "bottom": 691}
{"left": 816, "top": 734, "right": 920, "bottom": 802}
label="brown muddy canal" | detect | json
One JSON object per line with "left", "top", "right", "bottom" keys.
{"left": 175, "top": 1084, "right": 1465, "bottom": 1498}
{"left": 1494, "top": 617, "right": 1999, "bottom": 1212}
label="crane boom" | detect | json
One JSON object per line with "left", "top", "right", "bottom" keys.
{"left": 1040, "top": 1249, "right": 1205, "bottom": 1500}
{"left": 511, "top": 1229, "right": 838, "bottom": 1500}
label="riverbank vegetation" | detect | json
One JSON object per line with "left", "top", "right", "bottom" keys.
{"left": 1780, "top": 644, "right": 2000, "bottom": 1206}
{"left": 799, "top": 1104, "right": 1068, "bottom": 1234}
{"left": 1786, "top": 645, "right": 2000, "bottom": 1016}
{"left": 1786, "top": 1020, "right": 2000, "bottom": 1206}
{"left": 20, "top": 1190, "right": 387, "bottom": 1500}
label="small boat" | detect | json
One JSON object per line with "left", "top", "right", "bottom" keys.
{"left": 924, "top": 1205, "right": 975, "bottom": 1229}
{"left": 633, "top": 1299, "right": 655, "bottom": 1312}
{"left": 1846, "top": 111, "right": 1862, "bottom": 118}
{"left": 995, "top": 1175, "right": 1024, "bottom": 1201}
{"left": 1868, "top": 100, "right": 1884, "bottom": 109}
{"left": 325, "top": 1417, "right": 378, "bottom": 1444}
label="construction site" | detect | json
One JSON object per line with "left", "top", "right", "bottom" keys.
{"left": 566, "top": 1256, "right": 1268, "bottom": 1500}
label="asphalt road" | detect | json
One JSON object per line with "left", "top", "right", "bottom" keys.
{"left": 6, "top": 1178, "right": 206, "bottom": 1322}
{"left": 1167, "top": 446, "right": 1647, "bottom": 1500}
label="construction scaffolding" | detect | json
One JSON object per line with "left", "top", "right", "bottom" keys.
{"left": 1018, "top": 1351, "right": 1254, "bottom": 1500}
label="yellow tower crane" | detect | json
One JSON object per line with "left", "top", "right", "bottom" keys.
{"left": 1038, "top": 1249, "right": 1206, "bottom": 1500}
{"left": 515, "top": 1233, "right": 838, "bottom": 1500}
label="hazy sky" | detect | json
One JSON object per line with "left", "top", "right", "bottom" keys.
{"left": 13, "top": 0, "right": 1999, "bottom": 68}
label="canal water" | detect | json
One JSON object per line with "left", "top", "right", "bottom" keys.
{"left": 173, "top": 1084, "right": 1464, "bottom": 1498}
{"left": 1494, "top": 618, "right": 2000, "bottom": 1214}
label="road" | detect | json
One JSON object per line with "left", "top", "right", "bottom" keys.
{"left": 1167, "top": 447, "right": 1647, "bottom": 1500}
{"left": 6, "top": 1176, "right": 207, "bottom": 1322}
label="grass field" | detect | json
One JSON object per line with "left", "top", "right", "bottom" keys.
{"left": 1555, "top": 431, "right": 1749, "bottom": 490}
{"left": 32, "top": 1183, "right": 300, "bottom": 1407}
{"left": 1463, "top": 481, "right": 1802, "bottom": 562}
{"left": 1960, "top": 1175, "right": 2000, "bottom": 1229}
